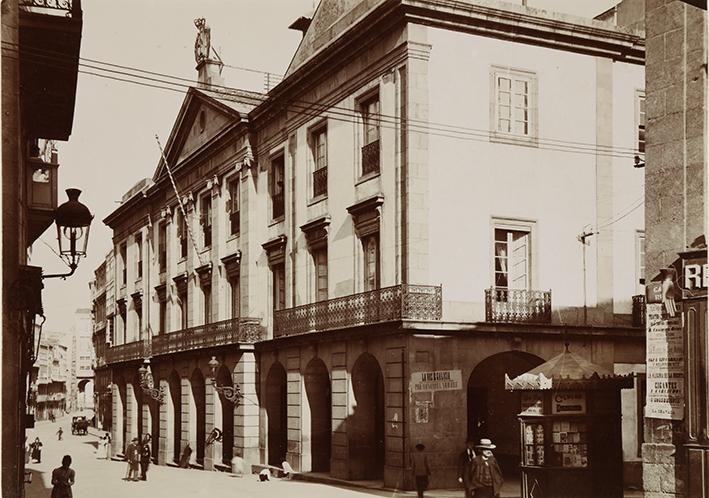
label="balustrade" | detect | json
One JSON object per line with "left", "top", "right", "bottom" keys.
{"left": 485, "top": 288, "right": 552, "bottom": 324}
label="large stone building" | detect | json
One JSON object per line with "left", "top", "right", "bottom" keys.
{"left": 30, "top": 332, "right": 70, "bottom": 422}
{"left": 90, "top": 252, "right": 115, "bottom": 430}
{"left": 102, "top": 0, "right": 648, "bottom": 491}
{"left": 68, "top": 308, "right": 95, "bottom": 412}
{"left": 1, "top": 0, "right": 83, "bottom": 494}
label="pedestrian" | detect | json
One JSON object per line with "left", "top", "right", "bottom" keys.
{"left": 56, "top": 427, "right": 63, "bottom": 441}
{"left": 410, "top": 443, "right": 431, "bottom": 498}
{"left": 96, "top": 433, "right": 107, "bottom": 459}
{"left": 467, "top": 438, "right": 504, "bottom": 498}
{"left": 124, "top": 437, "right": 140, "bottom": 481}
{"left": 458, "top": 439, "right": 477, "bottom": 498}
{"left": 105, "top": 432, "right": 112, "bottom": 460}
{"left": 24, "top": 436, "right": 31, "bottom": 464}
{"left": 31, "top": 437, "right": 43, "bottom": 463}
{"left": 139, "top": 434, "right": 152, "bottom": 480}
{"left": 51, "top": 455, "right": 75, "bottom": 498}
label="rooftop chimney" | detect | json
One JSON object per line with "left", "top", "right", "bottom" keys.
{"left": 193, "top": 18, "right": 224, "bottom": 89}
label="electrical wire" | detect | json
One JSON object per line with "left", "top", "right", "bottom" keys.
{"left": 3, "top": 41, "right": 645, "bottom": 159}
{"left": 38, "top": 238, "right": 71, "bottom": 269}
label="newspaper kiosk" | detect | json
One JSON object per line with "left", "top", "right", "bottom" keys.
{"left": 505, "top": 346, "right": 633, "bottom": 498}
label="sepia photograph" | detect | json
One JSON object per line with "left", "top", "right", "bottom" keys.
{"left": 1, "top": 0, "right": 707, "bottom": 497}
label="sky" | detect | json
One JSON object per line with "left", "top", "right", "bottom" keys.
{"left": 30, "top": 0, "right": 618, "bottom": 333}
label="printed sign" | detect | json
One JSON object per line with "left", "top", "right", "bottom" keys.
{"left": 551, "top": 391, "right": 586, "bottom": 415}
{"left": 646, "top": 303, "right": 684, "bottom": 420}
{"left": 410, "top": 370, "right": 462, "bottom": 392}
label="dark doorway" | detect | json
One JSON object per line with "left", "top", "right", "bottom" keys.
{"left": 305, "top": 358, "right": 331, "bottom": 472}
{"left": 467, "top": 351, "right": 544, "bottom": 473}
{"left": 265, "top": 362, "right": 287, "bottom": 466}
{"left": 216, "top": 365, "right": 234, "bottom": 465}
{"left": 349, "top": 353, "right": 385, "bottom": 480}
{"left": 149, "top": 396, "right": 159, "bottom": 460}
{"left": 168, "top": 371, "right": 181, "bottom": 463}
{"left": 190, "top": 369, "right": 206, "bottom": 465}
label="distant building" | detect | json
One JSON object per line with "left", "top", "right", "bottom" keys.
{"left": 102, "top": 0, "right": 647, "bottom": 491}
{"left": 30, "top": 332, "right": 70, "bottom": 421}
{"left": 90, "top": 252, "right": 114, "bottom": 430}
{"left": 68, "top": 309, "right": 95, "bottom": 413}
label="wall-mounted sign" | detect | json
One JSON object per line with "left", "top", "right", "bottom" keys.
{"left": 410, "top": 370, "right": 462, "bottom": 392}
{"left": 646, "top": 303, "right": 684, "bottom": 420}
{"left": 551, "top": 391, "right": 586, "bottom": 415}
{"left": 414, "top": 401, "right": 431, "bottom": 424}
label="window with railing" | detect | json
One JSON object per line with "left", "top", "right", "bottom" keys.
{"left": 228, "top": 176, "right": 240, "bottom": 236}
{"left": 311, "top": 126, "right": 328, "bottom": 197}
{"left": 494, "top": 227, "right": 531, "bottom": 290}
{"left": 361, "top": 95, "right": 380, "bottom": 176}
{"left": 270, "top": 154, "right": 285, "bottom": 219}
{"left": 200, "top": 194, "right": 212, "bottom": 248}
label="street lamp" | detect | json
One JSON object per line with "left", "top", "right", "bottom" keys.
{"left": 45, "top": 188, "right": 94, "bottom": 279}
{"left": 208, "top": 356, "right": 243, "bottom": 406}
{"left": 138, "top": 359, "right": 164, "bottom": 403}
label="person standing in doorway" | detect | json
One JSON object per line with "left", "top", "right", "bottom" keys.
{"left": 468, "top": 439, "right": 504, "bottom": 498}
{"left": 51, "top": 455, "right": 75, "bottom": 498}
{"left": 458, "top": 439, "right": 477, "bottom": 498}
{"left": 410, "top": 443, "right": 431, "bottom": 498}
{"left": 139, "top": 434, "right": 152, "bottom": 480}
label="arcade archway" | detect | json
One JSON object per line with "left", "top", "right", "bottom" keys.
{"left": 349, "top": 353, "right": 384, "bottom": 480}
{"left": 214, "top": 364, "right": 234, "bottom": 465}
{"left": 265, "top": 362, "right": 287, "bottom": 466}
{"left": 305, "top": 358, "right": 331, "bottom": 472}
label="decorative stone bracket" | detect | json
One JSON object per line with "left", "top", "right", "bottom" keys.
{"left": 172, "top": 272, "right": 189, "bottom": 295}
{"left": 131, "top": 290, "right": 143, "bottom": 309}
{"left": 300, "top": 215, "right": 330, "bottom": 250}
{"left": 195, "top": 262, "right": 213, "bottom": 288}
{"left": 262, "top": 234, "right": 287, "bottom": 267}
{"left": 347, "top": 194, "right": 384, "bottom": 238}
{"left": 221, "top": 251, "right": 241, "bottom": 278}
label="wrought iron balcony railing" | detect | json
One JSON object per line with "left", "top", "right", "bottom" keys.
{"left": 485, "top": 288, "right": 552, "bottom": 324}
{"left": 105, "top": 339, "right": 150, "bottom": 365}
{"left": 19, "top": 0, "right": 75, "bottom": 15}
{"left": 313, "top": 167, "right": 328, "bottom": 197}
{"left": 361, "top": 140, "right": 380, "bottom": 176}
{"left": 151, "top": 317, "right": 264, "bottom": 356}
{"left": 273, "top": 284, "right": 442, "bottom": 337}
{"left": 632, "top": 294, "right": 646, "bottom": 328}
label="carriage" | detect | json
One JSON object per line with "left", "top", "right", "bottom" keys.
{"left": 71, "top": 416, "right": 89, "bottom": 435}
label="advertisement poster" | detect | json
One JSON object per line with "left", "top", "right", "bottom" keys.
{"left": 645, "top": 303, "right": 684, "bottom": 420}
{"left": 410, "top": 370, "right": 462, "bottom": 393}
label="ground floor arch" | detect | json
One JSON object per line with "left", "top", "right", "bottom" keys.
{"left": 215, "top": 364, "right": 234, "bottom": 466}
{"left": 349, "top": 352, "right": 385, "bottom": 480}
{"left": 304, "top": 357, "right": 331, "bottom": 473}
{"left": 467, "top": 350, "right": 545, "bottom": 471}
{"left": 265, "top": 362, "right": 287, "bottom": 466}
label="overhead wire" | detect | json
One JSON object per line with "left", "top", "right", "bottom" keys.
{"left": 3, "top": 41, "right": 645, "bottom": 160}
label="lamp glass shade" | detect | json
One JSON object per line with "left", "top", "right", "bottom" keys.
{"left": 55, "top": 189, "right": 93, "bottom": 267}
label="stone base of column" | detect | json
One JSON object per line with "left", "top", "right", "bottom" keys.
{"left": 642, "top": 443, "right": 686, "bottom": 497}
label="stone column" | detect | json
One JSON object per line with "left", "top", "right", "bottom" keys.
{"left": 384, "top": 346, "right": 407, "bottom": 489}
{"left": 126, "top": 383, "right": 139, "bottom": 444}
{"left": 286, "top": 352, "right": 302, "bottom": 471}
{"left": 111, "top": 382, "right": 124, "bottom": 457}
{"left": 233, "top": 352, "right": 259, "bottom": 474}
{"left": 204, "top": 380, "right": 217, "bottom": 471}
{"left": 330, "top": 348, "right": 349, "bottom": 479}
{"left": 158, "top": 379, "right": 169, "bottom": 465}
{"left": 181, "top": 377, "right": 191, "bottom": 465}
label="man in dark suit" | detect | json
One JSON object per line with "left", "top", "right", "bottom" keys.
{"left": 458, "top": 439, "right": 477, "bottom": 498}
{"left": 139, "top": 434, "right": 152, "bottom": 481}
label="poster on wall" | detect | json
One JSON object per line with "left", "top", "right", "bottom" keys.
{"left": 645, "top": 303, "right": 684, "bottom": 420}
{"left": 410, "top": 370, "right": 462, "bottom": 392}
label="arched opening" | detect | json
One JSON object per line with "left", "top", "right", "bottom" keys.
{"left": 305, "top": 358, "right": 331, "bottom": 473}
{"left": 215, "top": 365, "right": 234, "bottom": 465}
{"left": 265, "top": 362, "right": 287, "bottom": 467}
{"left": 168, "top": 371, "right": 182, "bottom": 463}
{"left": 190, "top": 368, "right": 206, "bottom": 465}
{"left": 349, "top": 353, "right": 384, "bottom": 480}
{"left": 77, "top": 379, "right": 94, "bottom": 412}
{"left": 467, "top": 351, "right": 544, "bottom": 473}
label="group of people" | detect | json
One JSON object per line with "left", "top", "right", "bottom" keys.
{"left": 410, "top": 438, "right": 504, "bottom": 498}
{"left": 124, "top": 434, "right": 152, "bottom": 481}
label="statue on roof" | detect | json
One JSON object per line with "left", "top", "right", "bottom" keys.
{"left": 194, "top": 18, "right": 211, "bottom": 64}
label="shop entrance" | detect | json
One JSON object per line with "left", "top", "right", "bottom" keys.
{"left": 305, "top": 358, "right": 331, "bottom": 472}
{"left": 265, "top": 362, "right": 287, "bottom": 466}
{"left": 349, "top": 353, "right": 385, "bottom": 480}
{"left": 467, "top": 351, "right": 544, "bottom": 472}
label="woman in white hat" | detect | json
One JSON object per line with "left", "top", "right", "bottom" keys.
{"left": 467, "top": 438, "right": 503, "bottom": 498}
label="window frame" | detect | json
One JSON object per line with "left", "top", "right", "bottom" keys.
{"left": 362, "top": 233, "right": 380, "bottom": 292}
{"left": 200, "top": 193, "right": 212, "bottom": 248}
{"left": 272, "top": 263, "right": 286, "bottom": 312}
{"left": 177, "top": 210, "right": 188, "bottom": 260}
{"left": 228, "top": 175, "right": 240, "bottom": 236}
{"left": 489, "top": 65, "right": 538, "bottom": 147}
{"left": 359, "top": 91, "right": 381, "bottom": 178}
{"left": 312, "top": 246, "right": 328, "bottom": 302}
{"left": 229, "top": 274, "right": 240, "bottom": 319}
{"left": 635, "top": 90, "right": 646, "bottom": 154}
{"left": 636, "top": 230, "right": 646, "bottom": 292}
{"left": 309, "top": 122, "right": 328, "bottom": 200}
{"left": 489, "top": 217, "right": 537, "bottom": 290}
{"left": 269, "top": 152, "right": 286, "bottom": 221}
{"left": 135, "top": 234, "right": 143, "bottom": 281}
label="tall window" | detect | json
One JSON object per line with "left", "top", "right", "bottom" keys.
{"left": 494, "top": 228, "right": 530, "bottom": 289}
{"left": 313, "top": 247, "right": 328, "bottom": 301}
{"left": 120, "top": 243, "right": 127, "bottom": 286}
{"left": 272, "top": 263, "right": 286, "bottom": 311}
{"left": 311, "top": 127, "right": 328, "bottom": 197}
{"left": 229, "top": 275, "right": 240, "bottom": 319}
{"left": 491, "top": 67, "right": 537, "bottom": 143}
{"left": 228, "top": 177, "right": 240, "bottom": 236}
{"left": 270, "top": 154, "right": 285, "bottom": 219}
{"left": 177, "top": 211, "right": 188, "bottom": 259}
{"left": 135, "top": 235, "right": 143, "bottom": 280}
{"left": 158, "top": 222, "right": 167, "bottom": 273}
{"left": 203, "top": 284, "right": 212, "bottom": 324}
{"left": 363, "top": 234, "right": 380, "bottom": 291}
{"left": 158, "top": 297, "right": 166, "bottom": 334}
{"left": 361, "top": 95, "right": 380, "bottom": 175}
{"left": 178, "top": 288, "right": 188, "bottom": 329}
{"left": 200, "top": 194, "right": 212, "bottom": 247}
{"left": 136, "top": 305, "right": 142, "bottom": 337}
{"left": 637, "top": 91, "right": 646, "bottom": 153}
{"left": 636, "top": 231, "right": 646, "bottom": 290}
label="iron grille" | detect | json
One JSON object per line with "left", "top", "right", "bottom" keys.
{"left": 272, "top": 192, "right": 284, "bottom": 219}
{"left": 19, "top": 0, "right": 73, "bottom": 13}
{"left": 485, "top": 288, "right": 552, "bottom": 324}
{"left": 362, "top": 140, "right": 380, "bottom": 175}
{"left": 313, "top": 167, "right": 328, "bottom": 197}
{"left": 273, "top": 284, "right": 442, "bottom": 337}
{"left": 632, "top": 294, "right": 646, "bottom": 328}
{"left": 151, "top": 317, "right": 264, "bottom": 356}
{"left": 105, "top": 339, "right": 150, "bottom": 365}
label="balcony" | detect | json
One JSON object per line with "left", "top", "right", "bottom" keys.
{"left": 361, "top": 140, "right": 380, "bottom": 176}
{"left": 105, "top": 339, "right": 150, "bottom": 365}
{"left": 313, "top": 167, "right": 328, "bottom": 197}
{"left": 273, "top": 284, "right": 442, "bottom": 338}
{"left": 485, "top": 288, "right": 552, "bottom": 324}
{"left": 152, "top": 317, "right": 264, "bottom": 356}
{"left": 632, "top": 294, "right": 645, "bottom": 328}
